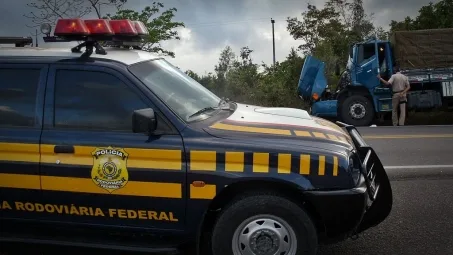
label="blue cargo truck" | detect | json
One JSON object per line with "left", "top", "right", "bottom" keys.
{"left": 298, "top": 28, "right": 453, "bottom": 126}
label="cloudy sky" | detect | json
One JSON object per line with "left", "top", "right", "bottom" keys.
{"left": 1, "top": 0, "right": 436, "bottom": 74}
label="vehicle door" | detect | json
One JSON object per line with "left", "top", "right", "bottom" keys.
{"left": 39, "top": 63, "right": 186, "bottom": 231}
{"left": 0, "top": 63, "right": 47, "bottom": 220}
{"left": 355, "top": 43, "right": 380, "bottom": 89}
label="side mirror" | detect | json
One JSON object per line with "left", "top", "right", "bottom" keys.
{"left": 132, "top": 108, "right": 157, "bottom": 135}
{"left": 335, "top": 63, "right": 341, "bottom": 76}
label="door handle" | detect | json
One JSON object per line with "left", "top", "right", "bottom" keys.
{"left": 54, "top": 145, "right": 75, "bottom": 154}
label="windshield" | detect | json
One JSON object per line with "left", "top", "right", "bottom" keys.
{"left": 129, "top": 59, "right": 221, "bottom": 122}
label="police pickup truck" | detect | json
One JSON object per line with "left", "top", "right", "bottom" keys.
{"left": 0, "top": 18, "right": 392, "bottom": 255}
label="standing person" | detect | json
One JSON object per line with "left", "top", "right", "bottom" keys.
{"left": 377, "top": 66, "right": 411, "bottom": 126}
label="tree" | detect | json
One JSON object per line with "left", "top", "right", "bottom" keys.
{"left": 286, "top": 3, "right": 340, "bottom": 54}
{"left": 185, "top": 70, "right": 201, "bottom": 82}
{"left": 105, "top": 2, "right": 185, "bottom": 57}
{"left": 286, "top": 0, "right": 384, "bottom": 82}
{"left": 390, "top": 0, "right": 453, "bottom": 32}
{"left": 215, "top": 46, "right": 235, "bottom": 80}
{"left": 239, "top": 46, "right": 254, "bottom": 66}
{"left": 287, "top": 0, "right": 380, "bottom": 56}
{"left": 24, "top": 0, "right": 127, "bottom": 27}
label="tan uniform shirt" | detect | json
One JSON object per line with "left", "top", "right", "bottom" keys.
{"left": 388, "top": 72, "right": 410, "bottom": 93}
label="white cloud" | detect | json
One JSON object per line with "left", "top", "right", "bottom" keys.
{"left": 160, "top": 27, "right": 225, "bottom": 75}
{"left": 163, "top": 14, "right": 302, "bottom": 75}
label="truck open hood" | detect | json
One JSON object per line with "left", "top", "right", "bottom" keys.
{"left": 298, "top": 55, "right": 328, "bottom": 100}
{"left": 207, "top": 103, "right": 353, "bottom": 147}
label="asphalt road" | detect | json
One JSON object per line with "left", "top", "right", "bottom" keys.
{"left": 317, "top": 125, "right": 453, "bottom": 255}
{"left": 2, "top": 125, "right": 453, "bottom": 255}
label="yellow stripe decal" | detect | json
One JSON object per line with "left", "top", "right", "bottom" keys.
{"left": 253, "top": 153, "right": 269, "bottom": 173}
{"left": 0, "top": 174, "right": 41, "bottom": 189}
{"left": 294, "top": 131, "right": 311, "bottom": 137}
{"left": 318, "top": 156, "right": 326, "bottom": 176}
{"left": 278, "top": 154, "right": 292, "bottom": 174}
{"left": 0, "top": 143, "right": 40, "bottom": 163}
{"left": 338, "top": 136, "right": 348, "bottom": 143}
{"left": 327, "top": 134, "right": 340, "bottom": 141}
{"left": 225, "top": 152, "right": 244, "bottom": 172}
{"left": 312, "top": 132, "right": 327, "bottom": 139}
{"left": 190, "top": 184, "right": 216, "bottom": 199}
{"left": 333, "top": 156, "right": 338, "bottom": 176}
{"left": 190, "top": 150, "right": 216, "bottom": 171}
{"left": 209, "top": 123, "right": 352, "bottom": 146}
{"left": 300, "top": 154, "right": 310, "bottom": 175}
{"left": 211, "top": 123, "right": 292, "bottom": 136}
{"left": 41, "top": 176, "right": 181, "bottom": 198}
{"left": 40, "top": 145, "right": 182, "bottom": 170}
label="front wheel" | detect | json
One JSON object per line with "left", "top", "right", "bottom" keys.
{"left": 340, "top": 95, "right": 375, "bottom": 126}
{"left": 211, "top": 194, "right": 318, "bottom": 255}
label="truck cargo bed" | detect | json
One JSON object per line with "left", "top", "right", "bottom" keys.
{"left": 407, "top": 90, "right": 442, "bottom": 110}
{"left": 391, "top": 28, "right": 453, "bottom": 70}
{"left": 402, "top": 67, "right": 453, "bottom": 84}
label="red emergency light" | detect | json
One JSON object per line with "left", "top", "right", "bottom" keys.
{"left": 54, "top": 19, "right": 90, "bottom": 36}
{"left": 84, "top": 19, "right": 114, "bottom": 35}
{"left": 109, "top": 20, "right": 138, "bottom": 36}
{"left": 52, "top": 18, "right": 149, "bottom": 37}
{"left": 45, "top": 18, "right": 150, "bottom": 57}
{"left": 132, "top": 21, "right": 149, "bottom": 36}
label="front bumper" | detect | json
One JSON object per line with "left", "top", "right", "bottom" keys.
{"left": 305, "top": 122, "right": 393, "bottom": 242}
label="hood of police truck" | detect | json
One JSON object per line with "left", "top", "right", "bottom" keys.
{"left": 205, "top": 103, "right": 354, "bottom": 149}
{"left": 298, "top": 55, "right": 328, "bottom": 101}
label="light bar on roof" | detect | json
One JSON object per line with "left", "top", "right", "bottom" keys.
{"left": 51, "top": 18, "right": 149, "bottom": 38}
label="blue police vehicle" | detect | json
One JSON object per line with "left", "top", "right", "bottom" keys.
{"left": 0, "top": 18, "right": 392, "bottom": 255}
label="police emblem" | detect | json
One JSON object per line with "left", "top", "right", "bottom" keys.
{"left": 91, "top": 146, "right": 129, "bottom": 193}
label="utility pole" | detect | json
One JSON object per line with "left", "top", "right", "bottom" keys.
{"left": 30, "top": 29, "right": 39, "bottom": 47}
{"left": 271, "top": 18, "right": 276, "bottom": 66}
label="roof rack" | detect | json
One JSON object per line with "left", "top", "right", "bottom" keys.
{"left": 0, "top": 37, "right": 33, "bottom": 47}
{"left": 42, "top": 18, "right": 149, "bottom": 58}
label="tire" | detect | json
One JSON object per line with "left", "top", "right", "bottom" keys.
{"left": 340, "top": 95, "right": 375, "bottom": 126}
{"left": 211, "top": 194, "right": 318, "bottom": 255}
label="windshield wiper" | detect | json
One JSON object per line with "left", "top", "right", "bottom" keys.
{"left": 188, "top": 106, "right": 219, "bottom": 119}
{"left": 218, "top": 97, "right": 234, "bottom": 110}
{"left": 218, "top": 97, "right": 228, "bottom": 107}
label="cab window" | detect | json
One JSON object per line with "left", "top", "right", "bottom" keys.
{"left": 357, "top": 43, "right": 376, "bottom": 65}
{"left": 54, "top": 69, "right": 149, "bottom": 132}
{"left": 0, "top": 68, "right": 40, "bottom": 127}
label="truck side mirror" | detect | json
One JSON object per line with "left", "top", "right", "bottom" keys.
{"left": 132, "top": 108, "right": 157, "bottom": 135}
{"left": 335, "top": 63, "right": 341, "bottom": 76}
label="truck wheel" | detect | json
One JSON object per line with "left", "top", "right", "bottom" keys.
{"left": 211, "top": 194, "right": 318, "bottom": 255}
{"left": 340, "top": 95, "right": 375, "bottom": 126}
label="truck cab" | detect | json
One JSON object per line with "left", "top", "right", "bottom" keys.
{"left": 299, "top": 39, "right": 394, "bottom": 127}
